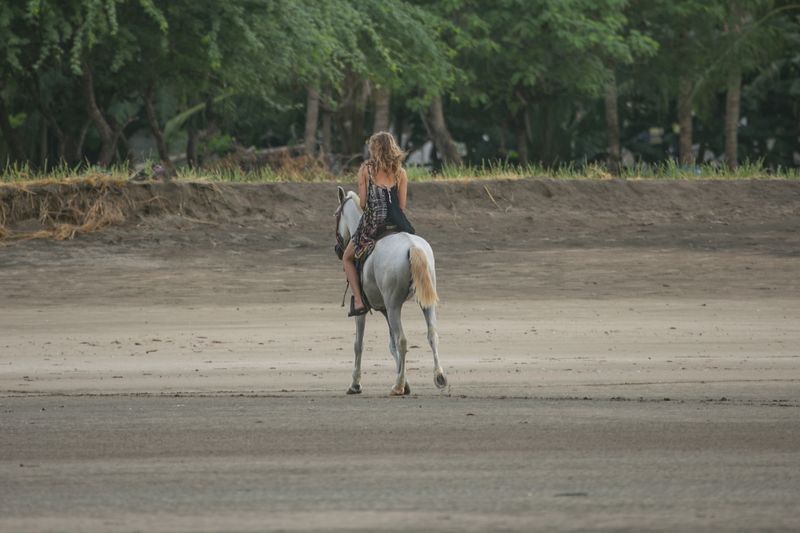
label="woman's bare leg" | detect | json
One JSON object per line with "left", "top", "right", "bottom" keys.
{"left": 343, "top": 241, "right": 366, "bottom": 311}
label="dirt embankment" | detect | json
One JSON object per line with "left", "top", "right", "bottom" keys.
{"left": 1, "top": 178, "right": 798, "bottom": 243}
{"left": 2, "top": 178, "right": 799, "bottom": 533}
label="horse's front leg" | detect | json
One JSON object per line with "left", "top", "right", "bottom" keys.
{"left": 386, "top": 306, "right": 409, "bottom": 396}
{"left": 347, "top": 314, "right": 367, "bottom": 394}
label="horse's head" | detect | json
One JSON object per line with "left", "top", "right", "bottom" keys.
{"left": 334, "top": 186, "right": 361, "bottom": 259}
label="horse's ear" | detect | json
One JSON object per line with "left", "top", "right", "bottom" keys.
{"left": 337, "top": 186, "right": 346, "bottom": 205}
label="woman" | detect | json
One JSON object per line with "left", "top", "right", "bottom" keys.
{"left": 342, "top": 131, "right": 415, "bottom": 316}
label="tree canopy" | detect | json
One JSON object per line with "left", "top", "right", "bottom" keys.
{"left": 1, "top": 0, "right": 798, "bottom": 172}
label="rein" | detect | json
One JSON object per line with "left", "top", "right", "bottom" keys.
{"left": 333, "top": 198, "right": 348, "bottom": 261}
{"left": 334, "top": 197, "right": 350, "bottom": 307}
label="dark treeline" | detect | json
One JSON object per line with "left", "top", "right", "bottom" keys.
{"left": 1, "top": 0, "right": 799, "bottom": 174}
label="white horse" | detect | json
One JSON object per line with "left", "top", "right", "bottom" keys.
{"left": 335, "top": 186, "right": 448, "bottom": 396}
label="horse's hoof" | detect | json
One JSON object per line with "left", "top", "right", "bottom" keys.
{"left": 390, "top": 384, "right": 406, "bottom": 396}
{"left": 434, "top": 373, "right": 448, "bottom": 389}
{"left": 346, "top": 384, "right": 362, "bottom": 395}
{"left": 404, "top": 382, "right": 411, "bottom": 395}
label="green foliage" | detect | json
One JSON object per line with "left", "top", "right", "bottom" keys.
{"left": 0, "top": 0, "right": 798, "bottom": 170}
{"left": 438, "top": 0, "right": 657, "bottom": 104}
{"left": 201, "top": 133, "right": 234, "bottom": 156}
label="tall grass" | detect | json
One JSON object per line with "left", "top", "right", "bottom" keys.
{"left": 617, "top": 159, "right": 800, "bottom": 180}
{"left": 0, "top": 160, "right": 335, "bottom": 184}
{"left": 3, "top": 158, "right": 798, "bottom": 184}
{"left": 0, "top": 161, "right": 130, "bottom": 184}
{"left": 175, "top": 165, "right": 294, "bottom": 182}
{"left": 410, "top": 159, "right": 800, "bottom": 181}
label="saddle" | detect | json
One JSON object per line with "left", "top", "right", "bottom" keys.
{"left": 347, "top": 226, "right": 401, "bottom": 314}
{"left": 354, "top": 225, "right": 399, "bottom": 274}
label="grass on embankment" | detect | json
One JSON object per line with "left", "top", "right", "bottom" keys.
{"left": 1, "top": 159, "right": 798, "bottom": 185}
{"left": 411, "top": 160, "right": 800, "bottom": 181}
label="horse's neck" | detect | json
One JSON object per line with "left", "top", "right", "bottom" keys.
{"left": 344, "top": 202, "right": 362, "bottom": 237}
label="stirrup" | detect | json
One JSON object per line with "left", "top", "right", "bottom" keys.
{"left": 348, "top": 296, "right": 369, "bottom": 317}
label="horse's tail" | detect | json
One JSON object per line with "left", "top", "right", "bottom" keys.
{"left": 409, "top": 246, "right": 438, "bottom": 309}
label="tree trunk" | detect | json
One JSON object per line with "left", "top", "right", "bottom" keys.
{"left": 58, "top": 133, "right": 72, "bottom": 164}
{"left": 74, "top": 118, "right": 90, "bottom": 164}
{"left": 604, "top": 82, "right": 621, "bottom": 174}
{"left": 723, "top": 2, "right": 744, "bottom": 170}
{"left": 116, "top": 131, "right": 133, "bottom": 166}
{"left": 372, "top": 86, "right": 390, "bottom": 133}
{"left": 203, "top": 95, "right": 219, "bottom": 137}
{"left": 321, "top": 109, "right": 332, "bottom": 167}
{"left": 515, "top": 120, "right": 528, "bottom": 165}
{"left": 189, "top": 95, "right": 220, "bottom": 167}
{"left": 60, "top": 119, "right": 90, "bottom": 165}
{"left": 540, "top": 103, "right": 557, "bottom": 166}
{"left": 81, "top": 63, "right": 115, "bottom": 167}
{"left": 186, "top": 123, "right": 198, "bottom": 169}
{"left": 304, "top": 86, "right": 320, "bottom": 157}
{"left": 36, "top": 97, "right": 67, "bottom": 165}
{"left": 427, "top": 94, "right": 462, "bottom": 165}
{"left": 351, "top": 79, "right": 369, "bottom": 156}
{"left": 0, "top": 88, "right": 26, "bottom": 162}
{"left": 677, "top": 76, "right": 694, "bottom": 166}
{"left": 39, "top": 116, "right": 48, "bottom": 169}
{"left": 724, "top": 68, "right": 741, "bottom": 169}
{"left": 394, "top": 104, "right": 406, "bottom": 149}
{"left": 336, "top": 75, "right": 370, "bottom": 157}
{"left": 142, "top": 83, "right": 175, "bottom": 175}
{"left": 109, "top": 116, "right": 130, "bottom": 165}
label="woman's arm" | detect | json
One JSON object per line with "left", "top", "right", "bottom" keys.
{"left": 357, "top": 163, "right": 368, "bottom": 209}
{"left": 397, "top": 168, "right": 408, "bottom": 210}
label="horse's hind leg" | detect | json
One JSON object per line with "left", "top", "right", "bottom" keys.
{"left": 386, "top": 306, "right": 409, "bottom": 396}
{"left": 347, "top": 314, "right": 366, "bottom": 395}
{"left": 423, "top": 305, "right": 447, "bottom": 389}
{"left": 383, "top": 310, "right": 410, "bottom": 395}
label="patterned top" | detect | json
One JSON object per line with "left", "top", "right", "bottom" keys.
{"left": 352, "top": 162, "right": 396, "bottom": 260}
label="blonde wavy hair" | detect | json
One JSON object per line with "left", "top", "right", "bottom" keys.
{"left": 367, "top": 131, "right": 405, "bottom": 177}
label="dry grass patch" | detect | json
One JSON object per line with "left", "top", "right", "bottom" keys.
{"left": 0, "top": 176, "right": 133, "bottom": 242}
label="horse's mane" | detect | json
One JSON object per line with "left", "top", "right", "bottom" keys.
{"left": 346, "top": 191, "right": 361, "bottom": 210}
